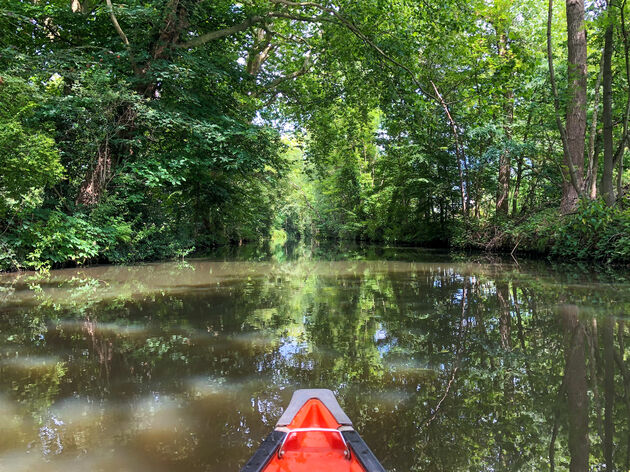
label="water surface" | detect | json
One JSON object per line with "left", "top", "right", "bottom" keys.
{"left": 1, "top": 244, "right": 630, "bottom": 471}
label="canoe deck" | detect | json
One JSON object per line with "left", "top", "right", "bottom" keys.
{"left": 242, "top": 389, "right": 385, "bottom": 472}
{"left": 262, "top": 399, "right": 366, "bottom": 471}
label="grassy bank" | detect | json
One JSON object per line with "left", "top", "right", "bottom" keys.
{"left": 452, "top": 197, "right": 630, "bottom": 263}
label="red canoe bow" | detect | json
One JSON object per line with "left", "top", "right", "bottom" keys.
{"left": 242, "top": 389, "right": 386, "bottom": 472}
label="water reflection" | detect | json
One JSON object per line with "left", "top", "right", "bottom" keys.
{"left": 0, "top": 244, "right": 630, "bottom": 470}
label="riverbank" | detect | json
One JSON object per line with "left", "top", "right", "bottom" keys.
{"left": 2, "top": 198, "right": 629, "bottom": 273}
{"left": 452, "top": 198, "right": 630, "bottom": 263}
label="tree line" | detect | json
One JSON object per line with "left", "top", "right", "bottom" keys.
{"left": 1, "top": 0, "right": 629, "bottom": 269}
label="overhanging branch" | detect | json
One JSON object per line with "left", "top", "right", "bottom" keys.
{"left": 253, "top": 50, "right": 313, "bottom": 97}
{"left": 177, "top": 15, "right": 266, "bottom": 48}
{"left": 176, "top": 11, "right": 334, "bottom": 49}
{"left": 104, "top": 0, "right": 141, "bottom": 75}
{"left": 269, "top": 0, "right": 434, "bottom": 99}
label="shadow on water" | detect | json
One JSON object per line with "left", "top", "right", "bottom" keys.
{"left": 1, "top": 242, "right": 630, "bottom": 470}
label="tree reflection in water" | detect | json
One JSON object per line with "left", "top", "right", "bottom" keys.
{"left": 0, "top": 244, "right": 629, "bottom": 471}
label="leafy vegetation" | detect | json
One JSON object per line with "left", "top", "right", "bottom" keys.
{"left": 1, "top": 0, "right": 629, "bottom": 269}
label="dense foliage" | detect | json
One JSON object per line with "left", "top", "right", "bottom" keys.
{"left": 1, "top": 0, "right": 629, "bottom": 269}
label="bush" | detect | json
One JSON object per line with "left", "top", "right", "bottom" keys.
{"left": 451, "top": 198, "right": 630, "bottom": 264}
{"left": 552, "top": 197, "right": 630, "bottom": 262}
{"left": 5, "top": 210, "right": 101, "bottom": 270}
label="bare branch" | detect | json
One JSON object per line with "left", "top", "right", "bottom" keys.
{"left": 268, "top": 12, "right": 336, "bottom": 23}
{"left": 105, "top": 0, "right": 131, "bottom": 49}
{"left": 104, "top": 0, "right": 140, "bottom": 74}
{"left": 270, "top": 30, "right": 309, "bottom": 45}
{"left": 176, "top": 11, "right": 334, "bottom": 49}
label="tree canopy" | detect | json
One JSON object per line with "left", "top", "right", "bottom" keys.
{"left": 0, "top": 0, "right": 629, "bottom": 269}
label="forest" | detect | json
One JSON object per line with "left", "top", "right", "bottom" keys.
{"left": 1, "top": 0, "right": 630, "bottom": 269}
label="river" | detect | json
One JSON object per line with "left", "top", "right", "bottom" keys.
{"left": 1, "top": 243, "right": 629, "bottom": 471}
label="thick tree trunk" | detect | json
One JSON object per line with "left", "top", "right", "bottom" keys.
{"left": 601, "top": 0, "right": 616, "bottom": 206}
{"left": 561, "top": 0, "right": 588, "bottom": 213}
{"left": 560, "top": 304, "right": 590, "bottom": 472}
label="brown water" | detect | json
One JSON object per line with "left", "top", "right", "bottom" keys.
{"left": 1, "top": 243, "right": 630, "bottom": 471}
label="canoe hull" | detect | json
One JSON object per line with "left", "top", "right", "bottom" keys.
{"left": 242, "top": 389, "right": 386, "bottom": 472}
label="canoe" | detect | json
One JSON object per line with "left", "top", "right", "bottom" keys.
{"left": 242, "top": 389, "right": 386, "bottom": 472}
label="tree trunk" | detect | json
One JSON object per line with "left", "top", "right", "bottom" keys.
{"left": 617, "top": 148, "right": 623, "bottom": 199}
{"left": 618, "top": 1, "right": 630, "bottom": 201}
{"left": 511, "top": 155, "right": 523, "bottom": 215}
{"left": 601, "top": 0, "right": 616, "bottom": 206}
{"left": 561, "top": 0, "right": 588, "bottom": 213}
{"left": 560, "top": 304, "right": 590, "bottom": 472}
{"left": 513, "top": 111, "right": 532, "bottom": 215}
{"left": 603, "top": 316, "right": 615, "bottom": 471}
{"left": 497, "top": 33, "right": 512, "bottom": 217}
{"left": 497, "top": 126, "right": 511, "bottom": 216}
{"left": 77, "top": 140, "right": 111, "bottom": 205}
{"left": 591, "top": 136, "right": 602, "bottom": 199}
{"left": 587, "top": 53, "right": 604, "bottom": 200}
{"left": 497, "top": 282, "right": 512, "bottom": 351}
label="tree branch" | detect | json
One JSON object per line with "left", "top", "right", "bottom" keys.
{"left": 176, "top": 11, "right": 335, "bottom": 49}
{"left": 253, "top": 51, "right": 313, "bottom": 96}
{"left": 269, "top": 0, "right": 434, "bottom": 99}
{"left": 104, "top": 0, "right": 141, "bottom": 75}
{"left": 268, "top": 11, "right": 336, "bottom": 23}
{"left": 177, "top": 0, "right": 437, "bottom": 104}
{"left": 177, "top": 15, "right": 266, "bottom": 48}
{"left": 432, "top": 81, "right": 468, "bottom": 216}
{"left": 246, "top": 27, "right": 275, "bottom": 75}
